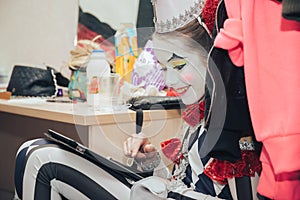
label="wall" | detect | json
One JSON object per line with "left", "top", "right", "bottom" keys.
{"left": 0, "top": 0, "right": 79, "bottom": 80}
{"left": 79, "top": 0, "right": 139, "bottom": 30}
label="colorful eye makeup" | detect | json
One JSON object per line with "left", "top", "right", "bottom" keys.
{"left": 168, "top": 53, "right": 187, "bottom": 70}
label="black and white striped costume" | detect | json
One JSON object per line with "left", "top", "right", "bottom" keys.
{"left": 14, "top": 125, "right": 235, "bottom": 200}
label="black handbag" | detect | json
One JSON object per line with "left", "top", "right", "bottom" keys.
{"left": 128, "top": 96, "right": 185, "bottom": 110}
{"left": 7, "top": 65, "right": 58, "bottom": 97}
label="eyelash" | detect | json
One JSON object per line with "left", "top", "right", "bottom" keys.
{"left": 159, "top": 63, "right": 186, "bottom": 71}
{"left": 160, "top": 66, "right": 167, "bottom": 71}
{"left": 158, "top": 62, "right": 167, "bottom": 71}
{"left": 158, "top": 53, "right": 187, "bottom": 71}
{"left": 174, "top": 63, "right": 186, "bottom": 70}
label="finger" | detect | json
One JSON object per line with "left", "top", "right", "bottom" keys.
{"left": 144, "top": 145, "right": 157, "bottom": 159}
{"left": 124, "top": 137, "right": 132, "bottom": 157}
{"left": 143, "top": 144, "right": 156, "bottom": 153}
{"left": 134, "top": 144, "right": 156, "bottom": 160}
{"left": 129, "top": 136, "right": 146, "bottom": 157}
{"left": 135, "top": 151, "right": 147, "bottom": 160}
{"left": 123, "top": 140, "right": 129, "bottom": 156}
{"left": 131, "top": 140, "right": 143, "bottom": 157}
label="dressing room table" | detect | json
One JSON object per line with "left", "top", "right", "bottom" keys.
{"left": 0, "top": 98, "right": 182, "bottom": 193}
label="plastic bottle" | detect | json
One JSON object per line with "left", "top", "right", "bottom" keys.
{"left": 86, "top": 49, "right": 111, "bottom": 107}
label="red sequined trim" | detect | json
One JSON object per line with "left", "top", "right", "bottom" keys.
{"left": 204, "top": 150, "right": 262, "bottom": 184}
{"left": 201, "top": 0, "right": 219, "bottom": 34}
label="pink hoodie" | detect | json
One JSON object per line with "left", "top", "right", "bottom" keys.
{"left": 214, "top": 0, "right": 300, "bottom": 199}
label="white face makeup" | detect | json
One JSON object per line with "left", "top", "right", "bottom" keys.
{"left": 152, "top": 32, "right": 207, "bottom": 105}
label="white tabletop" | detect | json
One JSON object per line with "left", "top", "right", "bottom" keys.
{"left": 0, "top": 98, "right": 181, "bottom": 126}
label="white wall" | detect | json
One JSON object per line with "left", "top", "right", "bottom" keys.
{"left": 0, "top": 0, "right": 79, "bottom": 80}
{"left": 79, "top": 0, "right": 140, "bottom": 30}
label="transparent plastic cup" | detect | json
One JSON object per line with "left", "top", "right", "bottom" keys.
{"left": 98, "top": 74, "right": 121, "bottom": 111}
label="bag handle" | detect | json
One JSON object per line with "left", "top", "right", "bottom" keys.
{"left": 136, "top": 108, "right": 143, "bottom": 134}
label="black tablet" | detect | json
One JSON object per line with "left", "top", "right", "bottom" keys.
{"left": 45, "top": 129, "right": 143, "bottom": 183}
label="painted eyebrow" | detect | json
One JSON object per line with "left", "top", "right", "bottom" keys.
{"left": 167, "top": 53, "right": 185, "bottom": 62}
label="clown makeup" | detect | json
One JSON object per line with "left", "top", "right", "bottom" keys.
{"left": 152, "top": 32, "right": 208, "bottom": 105}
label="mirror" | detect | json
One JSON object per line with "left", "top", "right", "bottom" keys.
{"left": 79, "top": 0, "right": 140, "bottom": 31}
{"left": 78, "top": 0, "right": 155, "bottom": 47}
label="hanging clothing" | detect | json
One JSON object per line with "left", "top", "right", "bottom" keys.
{"left": 214, "top": 0, "right": 300, "bottom": 199}
{"left": 203, "top": 0, "right": 262, "bottom": 165}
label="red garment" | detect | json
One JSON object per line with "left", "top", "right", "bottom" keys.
{"left": 182, "top": 100, "right": 205, "bottom": 127}
{"left": 204, "top": 150, "right": 262, "bottom": 184}
{"left": 201, "top": 0, "right": 219, "bottom": 34}
{"left": 215, "top": 0, "right": 300, "bottom": 198}
{"left": 77, "top": 23, "right": 115, "bottom": 62}
{"left": 160, "top": 101, "right": 205, "bottom": 163}
{"left": 77, "top": 23, "right": 105, "bottom": 43}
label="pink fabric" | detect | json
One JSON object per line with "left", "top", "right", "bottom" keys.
{"left": 241, "top": 0, "right": 300, "bottom": 142}
{"left": 214, "top": 0, "right": 244, "bottom": 67}
{"left": 259, "top": 147, "right": 300, "bottom": 199}
{"left": 215, "top": 0, "right": 300, "bottom": 198}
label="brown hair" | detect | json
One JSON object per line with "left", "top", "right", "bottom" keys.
{"left": 176, "top": 18, "right": 212, "bottom": 51}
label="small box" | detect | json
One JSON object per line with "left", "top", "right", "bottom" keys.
{"left": 0, "top": 91, "right": 11, "bottom": 100}
{"left": 114, "top": 23, "right": 138, "bottom": 83}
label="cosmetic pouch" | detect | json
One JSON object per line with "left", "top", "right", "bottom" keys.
{"left": 7, "top": 65, "right": 58, "bottom": 97}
